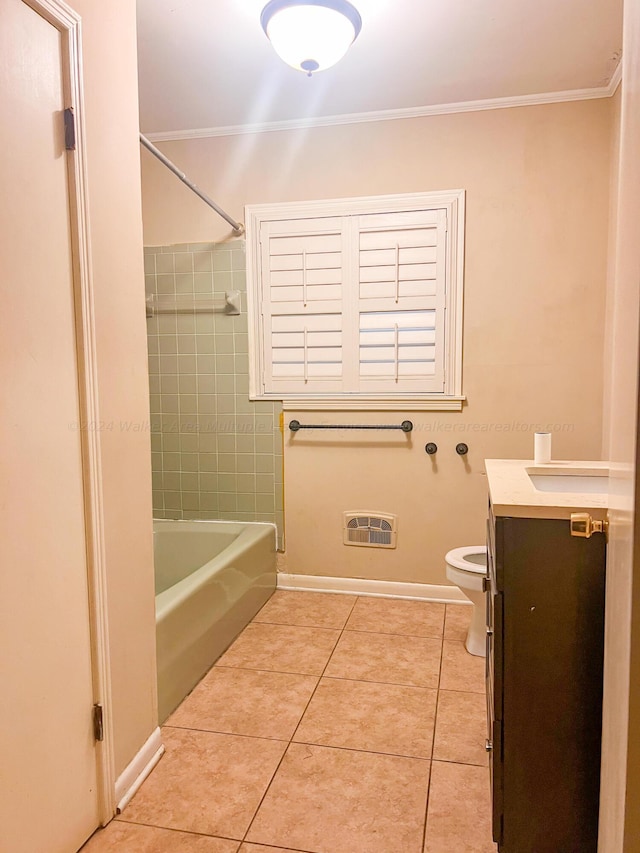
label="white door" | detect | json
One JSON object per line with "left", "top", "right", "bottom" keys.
{"left": 598, "top": 1, "right": 640, "bottom": 849}
{"left": 0, "top": 0, "right": 101, "bottom": 850}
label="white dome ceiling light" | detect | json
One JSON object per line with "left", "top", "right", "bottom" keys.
{"left": 261, "top": 0, "right": 362, "bottom": 76}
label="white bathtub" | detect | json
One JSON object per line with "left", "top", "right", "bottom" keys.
{"left": 154, "top": 519, "right": 277, "bottom": 722}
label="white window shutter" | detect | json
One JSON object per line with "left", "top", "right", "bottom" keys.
{"left": 246, "top": 192, "right": 464, "bottom": 405}
{"left": 260, "top": 217, "right": 346, "bottom": 395}
{"left": 356, "top": 209, "right": 447, "bottom": 392}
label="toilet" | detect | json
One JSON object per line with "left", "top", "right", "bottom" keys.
{"left": 445, "top": 545, "right": 488, "bottom": 657}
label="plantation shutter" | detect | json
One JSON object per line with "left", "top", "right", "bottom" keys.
{"left": 356, "top": 209, "right": 448, "bottom": 393}
{"left": 260, "top": 217, "right": 346, "bottom": 394}
{"left": 253, "top": 197, "right": 459, "bottom": 400}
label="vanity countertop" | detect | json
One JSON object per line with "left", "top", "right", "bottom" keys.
{"left": 485, "top": 459, "right": 609, "bottom": 520}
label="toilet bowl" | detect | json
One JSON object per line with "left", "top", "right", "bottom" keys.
{"left": 445, "top": 545, "right": 488, "bottom": 657}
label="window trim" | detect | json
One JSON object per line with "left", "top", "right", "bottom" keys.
{"left": 245, "top": 190, "right": 466, "bottom": 411}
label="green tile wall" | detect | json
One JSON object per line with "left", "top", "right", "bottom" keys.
{"left": 144, "top": 241, "right": 284, "bottom": 544}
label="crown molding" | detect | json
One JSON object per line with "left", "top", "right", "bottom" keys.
{"left": 144, "top": 81, "right": 619, "bottom": 142}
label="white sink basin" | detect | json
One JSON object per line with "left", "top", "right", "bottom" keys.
{"left": 528, "top": 474, "right": 608, "bottom": 494}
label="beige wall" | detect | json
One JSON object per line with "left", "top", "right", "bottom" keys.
{"left": 598, "top": 0, "right": 640, "bottom": 845}
{"left": 142, "top": 100, "right": 613, "bottom": 585}
{"left": 76, "top": 0, "right": 157, "bottom": 776}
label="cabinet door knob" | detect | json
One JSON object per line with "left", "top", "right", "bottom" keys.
{"left": 570, "top": 512, "right": 609, "bottom": 539}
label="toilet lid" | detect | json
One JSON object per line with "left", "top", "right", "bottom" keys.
{"left": 445, "top": 545, "right": 487, "bottom": 574}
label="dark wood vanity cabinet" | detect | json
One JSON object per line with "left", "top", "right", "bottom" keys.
{"left": 486, "top": 505, "right": 606, "bottom": 853}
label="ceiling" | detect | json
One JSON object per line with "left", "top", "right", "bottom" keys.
{"left": 136, "top": 0, "right": 623, "bottom": 137}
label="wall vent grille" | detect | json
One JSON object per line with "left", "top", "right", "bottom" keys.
{"left": 343, "top": 512, "right": 397, "bottom": 549}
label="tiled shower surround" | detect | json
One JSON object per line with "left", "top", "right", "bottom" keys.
{"left": 144, "top": 241, "right": 283, "bottom": 543}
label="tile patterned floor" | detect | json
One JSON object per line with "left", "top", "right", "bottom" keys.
{"left": 83, "top": 593, "right": 497, "bottom": 853}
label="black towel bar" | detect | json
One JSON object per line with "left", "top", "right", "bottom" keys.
{"left": 289, "top": 420, "right": 413, "bottom": 432}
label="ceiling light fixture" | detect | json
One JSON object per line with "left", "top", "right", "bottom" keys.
{"left": 261, "top": 0, "right": 362, "bottom": 76}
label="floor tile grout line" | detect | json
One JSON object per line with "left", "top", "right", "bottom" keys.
{"left": 431, "top": 756, "right": 490, "bottom": 769}
{"left": 253, "top": 618, "right": 446, "bottom": 641}
{"left": 214, "top": 663, "right": 443, "bottom": 689}
{"left": 242, "top": 840, "right": 318, "bottom": 853}
{"left": 289, "top": 738, "right": 433, "bottom": 763}
{"left": 339, "top": 626, "right": 447, "bottom": 640}
{"left": 241, "top": 843, "right": 318, "bottom": 853}
{"left": 421, "top": 764, "right": 433, "bottom": 853}
{"left": 233, "top": 735, "right": 289, "bottom": 847}
{"left": 319, "top": 674, "right": 439, "bottom": 692}
{"left": 162, "top": 722, "right": 292, "bottom": 742}
{"left": 435, "top": 685, "right": 488, "bottom": 696}
{"left": 252, "top": 619, "right": 358, "bottom": 630}
{"left": 422, "top": 604, "right": 450, "bottom": 851}
{"left": 113, "top": 815, "right": 241, "bottom": 844}
{"left": 236, "top": 621, "right": 343, "bottom": 634}
{"left": 311, "top": 668, "right": 442, "bottom": 692}
{"left": 213, "top": 662, "right": 324, "bottom": 678}
{"left": 240, "top": 593, "right": 360, "bottom": 846}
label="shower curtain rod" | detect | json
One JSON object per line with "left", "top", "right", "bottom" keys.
{"left": 139, "top": 134, "right": 245, "bottom": 236}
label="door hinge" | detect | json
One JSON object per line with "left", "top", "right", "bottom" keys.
{"left": 93, "top": 703, "right": 104, "bottom": 742}
{"left": 64, "top": 107, "right": 76, "bottom": 151}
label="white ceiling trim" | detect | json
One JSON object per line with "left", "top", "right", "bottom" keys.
{"left": 145, "top": 67, "right": 623, "bottom": 143}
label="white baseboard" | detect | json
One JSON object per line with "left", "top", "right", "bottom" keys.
{"left": 277, "top": 573, "right": 470, "bottom": 604}
{"left": 115, "top": 727, "right": 164, "bottom": 813}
